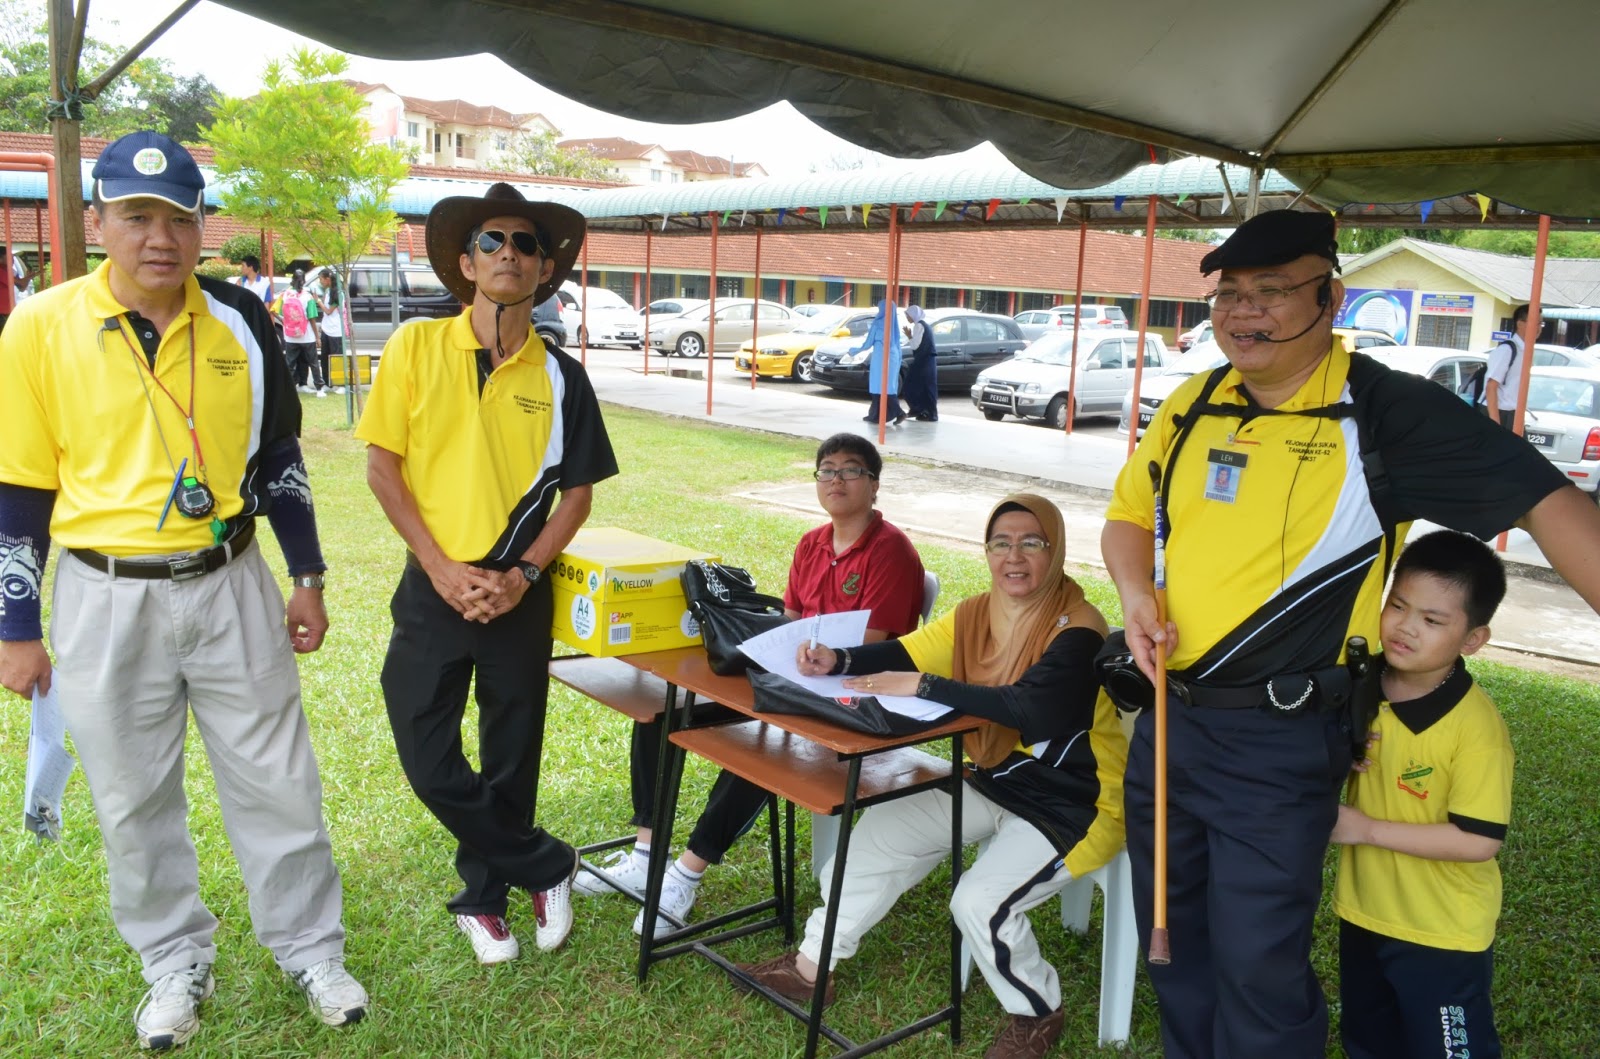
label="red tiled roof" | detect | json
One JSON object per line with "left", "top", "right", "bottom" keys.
{"left": 345, "top": 80, "right": 545, "bottom": 131}
{"left": 665, "top": 149, "right": 757, "bottom": 177}
{"left": 558, "top": 137, "right": 664, "bottom": 161}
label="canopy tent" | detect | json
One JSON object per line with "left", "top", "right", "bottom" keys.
{"left": 219, "top": 0, "right": 1600, "bottom": 219}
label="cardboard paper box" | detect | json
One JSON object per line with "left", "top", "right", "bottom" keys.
{"left": 550, "top": 528, "right": 717, "bottom": 656}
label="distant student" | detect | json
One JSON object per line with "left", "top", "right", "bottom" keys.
{"left": 1331, "top": 529, "right": 1512, "bottom": 1059}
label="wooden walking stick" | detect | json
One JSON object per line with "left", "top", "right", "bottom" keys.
{"left": 1147, "top": 460, "right": 1172, "bottom": 965}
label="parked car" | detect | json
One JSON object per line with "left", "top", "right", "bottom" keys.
{"left": 1472, "top": 341, "right": 1600, "bottom": 370}
{"left": 339, "top": 263, "right": 462, "bottom": 347}
{"left": 810, "top": 309, "right": 1026, "bottom": 394}
{"left": 733, "top": 306, "right": 869, "bottom": 382}
{"left": 558, "top": 283, "right": 645, "bottom": 348}
{"left": 1520, "top": 366, "right": 1600, "bottom": 499}
{"left": 1363, "top": 345, "right": 1487, "bottom": 392}
{"left": 1117, "top": 340, "right": 1230, "bottom": 437}
{"left": 792, "top": 303, "right": 840, "bottom": 318}
{"left": 532, "top": 293, "right": 566, "bottom": 348}
{"left": 1176, "top": 320, "right": 1213, "bottom": 351}
{"left": 649, "top": 298, "right": 796, "bottom": 357}
{"left": 645, "top": 297, "right": 707, "bottom": 319}
{"left": 1013, "top": 304, "right": 1129, "bottom": 342}
{"left": 1333, "top": 327, "right": 1399, "bottom": 351}
{"left": 972, "top": 328, "right": 1166, "bottom": 427}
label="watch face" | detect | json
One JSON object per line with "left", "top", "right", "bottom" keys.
{"left": 521, "top": 562, "right": 541, "bottom": 584}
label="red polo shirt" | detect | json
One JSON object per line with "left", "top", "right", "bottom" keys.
{"left": 783, "top": 511, "right": 925, "bottom": 636}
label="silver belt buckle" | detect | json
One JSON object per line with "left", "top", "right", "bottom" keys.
{"left": 168, "top": 555, "right": 209, "bottom": 581}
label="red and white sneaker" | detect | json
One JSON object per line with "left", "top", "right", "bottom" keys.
{"left": 533, "top": 853, "right": 580, "bottom": 952}
{"left": 455, "top": 913, "right": 520, "bottom": 965}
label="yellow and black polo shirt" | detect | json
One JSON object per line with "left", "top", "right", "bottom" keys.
{"left": 1107, "top": 341, "right": 1567, "bottom": 681}
{"left": 1335, "top": 663, "right": 1512, "bottom": 951}
{"left": 357, "top": 311, "right": 617, "bottom": 563}
{"left": 0, "top": 262, "right": 298, "bottom": 555}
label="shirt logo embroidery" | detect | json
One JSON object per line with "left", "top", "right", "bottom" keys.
{"left": 1397, "top": 760, "right": 1434, "bottom": 799}
{"left": 841, "top": 572, "right": 861, "bottom": 596}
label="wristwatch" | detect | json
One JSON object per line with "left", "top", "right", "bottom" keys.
{"left": 515, "top": 561, "right": 543, "bottom": 584}
{"left": 293, "top": 573, "right": 326, "bottom": 590}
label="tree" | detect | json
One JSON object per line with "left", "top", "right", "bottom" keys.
{"left": 205, "top": 48, "right": 408, "bottom": 421}
{"left": 484, "top": 129, "right": 619, "bottom": 182}
{"left": 218, "top": 232, "right": 285, "bottom": 266}
{"left": 1457, "top": 229, "right": 1600, "bottom": 258}
{"left": 1336, "top": 227, "right": 1464, "bottom": 256}
{"left": 141, "top": 70, "right": 222, "bottom": 144}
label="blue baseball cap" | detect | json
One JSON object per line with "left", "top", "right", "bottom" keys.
{"left": 91, "top": 131, "right": 206, "bottom": 212}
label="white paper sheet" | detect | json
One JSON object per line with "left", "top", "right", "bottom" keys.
{"left": 738, "top": 613, "right": 954, "bottom": 723}
{"left": 24, "top": 677, "right": 76, "bottom": 841}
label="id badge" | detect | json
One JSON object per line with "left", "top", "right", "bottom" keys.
{"left": 1204, "top": 448, "right": 1247, "bottom": 504}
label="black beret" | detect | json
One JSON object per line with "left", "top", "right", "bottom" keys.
{"left": 1200, "top": 210, "right": 1340, "bottom": 276}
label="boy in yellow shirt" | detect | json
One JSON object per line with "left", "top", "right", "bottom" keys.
{"left": 1332, "top": 529, "right": 1511, "bottom": 1059}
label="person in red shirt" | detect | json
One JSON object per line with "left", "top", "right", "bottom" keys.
{"left": 576, "top": 433, "right": 926, "bottom": 936}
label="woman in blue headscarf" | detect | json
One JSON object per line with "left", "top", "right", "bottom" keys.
{"left": 847, "top": 299, "right": 905, "bottom": 424}
{"left": 902, "top": 305, "right": 938, "bottom": 421}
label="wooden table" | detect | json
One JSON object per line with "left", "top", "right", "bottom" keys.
{"left": 553, "top": 647, "right": 986, "bottom": 1058}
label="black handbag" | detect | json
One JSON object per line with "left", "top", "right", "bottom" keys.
{"left": 679, "top": 561, "right": 789, "bottom": 676}
{"left": 748, "top": 671, "right": 944, "bottom": 737}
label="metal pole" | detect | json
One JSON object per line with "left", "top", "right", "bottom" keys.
{"left": 1065, "top": 220, "right": 1087, "bottom": 435}
{"left": 1127, "top": 196, "right": 1158, "bottom": 458}
{"left": 580, "top": 238, "right": 589, "bottom": 366}
{"left": 1499, "top": 213, "right": 1551, "bottom": 552}
{"left": 643, "top": 224, "right": 653, "bottom": 375}
{"left": 707, "top": 211, "right": 719, "bottom": 415}
{"left": 750, "top": 220, "right": 762, "bottom": 389}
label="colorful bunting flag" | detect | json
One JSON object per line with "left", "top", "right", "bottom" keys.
{"left": 661, "top": 214, "right": 669, "bottom": 232}
{"left": 776, "top": 208, "right": 787, "bottom": 226}
{"left": 845, "top": 204, "right": 854, "bottom": 222}
{"left": 1419, "top": 200, "right": 1434, "bottom": 224}
{"left": 934, "top": 200, "right": 948, "bottom": 219}
{"left": 1177, "top": 192, "right": 1189, "bottom": 205}
{"left": 1054, "top": 197, "right": 1068, "bottom": 222}
{"left": 1113, "top": 196, "right": 1126, "bottom": 212}
{"left": 862, "top": 204, "right": 873, "bottom": 227}
{"left": 958, "top": 200, "right": 971, "bottom": 219}
{"left": 985, "top": 198, "right": 1001, "bottom": 220}
{"left": 1476, "top": 194, "right": 1492, "bottom": 221}
{"left": 819, "top": 206, "right": 829, "bottom": 227}
{"left": 910, "top": 201, "right": 924, "bottom": 221}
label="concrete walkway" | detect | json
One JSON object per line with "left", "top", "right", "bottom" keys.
{"left": 583, "top": 355, "right": 1600, "bottom": 667}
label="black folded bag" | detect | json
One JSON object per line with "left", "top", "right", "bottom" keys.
{"left": 680, "top": 560, "right": 790, "bottom": 676}
{"left": 748, "top": 671, "right": 945, "bottom": 738}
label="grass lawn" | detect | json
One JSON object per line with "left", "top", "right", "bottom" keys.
{"left": 2, "top": 398, "right": 1597, "bottom": 1057}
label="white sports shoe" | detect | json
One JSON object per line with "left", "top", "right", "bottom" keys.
{"left": 574, "top": 848, "right": 649, "bottom": 897}
{"left": 533, "top": 853, "right": 580, "bottom": 952}
{"left": 633, "top": 865, "right": 699, "bottom": 940}
{"left": 315, "top": 387, "right": 328, "bottom": 398}
{"left": 296, "top": 385, "right": 316, "bottom": 395}
{"left": 456, "top": 913, "right": 520, "bottom": 965}
{"left": 288, "top": 957, "right": 368, "bottom": 1027}
{"left": 331, "top": 386, "right": 347, "bottom": 395}
{"left": 135, "top": 963, "right": 213, "bottom": 1050}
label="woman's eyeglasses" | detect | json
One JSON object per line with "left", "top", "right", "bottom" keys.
{"left": 474, "top": 229, "right": 543, "bottom": 257}
{"left": 984, "top": 536, "right": 1050, "bottom": 555}
{"left": 814, "top": 467, "right": 875, "bottom": 482}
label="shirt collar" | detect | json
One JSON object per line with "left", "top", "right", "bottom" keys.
{"left": 821, "top": 510, "right": 884, "bottom": 558}
{"left": 447, "top": 307, "right": 545, "bottom": 364}
{"left": 1383, "top": 657, "right": 1473, "bottom": 735}
{"left": 1216, "top": 337, "right": 1351, "bottom": 411}
{"left": 84, "top": 260, "right": 210, "bottom": 323}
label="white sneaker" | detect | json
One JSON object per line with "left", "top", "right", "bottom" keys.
{"left": 455, "top": 913, "right": 520, "bottom": 965}
{"left": 315, "top": 387, "right": 328, "bottom": 398}
{"left": 331, "top": 386, "right": 347, "bottom": 395}
{"left": 135, "top": 963, "right": 213, "bottom": 1050}
{"left": 574, "top": 848, "right": 649, "bottom": 896}
{"left": 296, "top": 385, "right": 316, "bottom": 395}
{"left": 288, "top": 957, "right": 367, "bottom": 1027}
{"left": 633, "top": 865, "right": 700, "bottom": 940}
{"left": 533, "top": 853, "right": 580, "bottom": 952}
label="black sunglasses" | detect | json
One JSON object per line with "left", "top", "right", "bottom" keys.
{"left": 474, "top": 229, "right": 543, "bottom": 257}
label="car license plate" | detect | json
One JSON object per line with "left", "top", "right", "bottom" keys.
{"left": 618, "top": 330, "right": 638, "bottom": 338}
{"left": 1526, "top": 431, "right": 1553, "bottom": 447}
{"left": 1138, "top": 411, "right": 1154, "bottom": 428}
{"left": 982, "top": 389, "right": 1009, "bottom": 404}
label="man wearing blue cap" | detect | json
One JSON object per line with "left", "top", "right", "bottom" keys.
{"left": 1101, "top": 209, "right": 1600, "bottom": 1057}
{"left": 0, "top": 132, "right": 367, "bottom": 1050}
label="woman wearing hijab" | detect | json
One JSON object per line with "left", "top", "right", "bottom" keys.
{"left": 733, "top": 494, "right": 1128, "bottom": 1059}
{"left": 847, "top": 298, "right": 906, "bottom": 424}
{"left": 902, "top": 304, "right": 939, "bottom": 421}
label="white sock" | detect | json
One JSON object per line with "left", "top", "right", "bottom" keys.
{"left": 669, "top": 860, "right": 704, "bottom": 887}
{"left": 631, "top": 843, "right": 651, "bottom": 870}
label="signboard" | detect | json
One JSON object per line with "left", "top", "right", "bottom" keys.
{"left": 1420, "top": 293, "right": 1475, "bottom": 315}
{"left": 1336, "top": 287, "right": 1414, "bottom": 344}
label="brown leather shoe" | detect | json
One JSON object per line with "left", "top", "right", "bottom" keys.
{"left": 983, "top": 1007, "right": 1064, "bottom": 1059}
{"left": 730, "top": 952, "right": 836, "bottom": 1008}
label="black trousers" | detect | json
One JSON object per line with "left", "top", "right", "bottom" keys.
{"left": 285, "top": 341, "right": 324, "bottom": 388}
{"left": 320, "top": 334, "right": 343, "bottom": 387}
{"left": 629, "top": 712, "right": 769, "bottom": 864}
{"left": 1125, "top": 701, "right": 1352, "bottom": 1059}
{"left": 381, "top": 564, "right": 574, "bottom": 914}
{"left": 1339, "top": 919, "right": 1499, "bottom": 1059}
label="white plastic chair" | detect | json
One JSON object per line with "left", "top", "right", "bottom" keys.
{"left": 960, "top": 845, "right": 1138, "bottom": 1047}
{"left": 811, "top": 570, "right": 941, "bottom": 880}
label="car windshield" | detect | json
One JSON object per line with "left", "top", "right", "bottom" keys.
{"left": 1017, "top": 334, "right": 1076, "bottom": 365}
{"left": 1526, "top": 377, "right": 1598, "bottom": 418}
{"left": 794, "top": 312, "right": 851, "bottom": 334}
{"left": 1166, "top": 343, "right": 1228, "bottom": 376}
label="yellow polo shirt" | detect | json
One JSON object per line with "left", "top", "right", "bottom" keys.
{"left": 357, "top": 311, "right": 617, "bottom": 563}
{"left": 0, "top": 262, "right": 295, "bottom": 554}
{"left": 1106, "top": 341, "right": 1395, "bottom": 670}
{"left": 1335, "top": 667, "right": 1512, "bottom": 951}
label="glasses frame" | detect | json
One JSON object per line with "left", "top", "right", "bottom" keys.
{"left": 983, "top": 536, "right": 1050, "bottom": 556}
{"left": 1205, "top": 272, "right": 1331, "bottom": 313}
{"left": 813, "top": 466, "right": 876, "bottom": 482}
{"left": 474, "top": 229, "right": 544, "bottom": 258}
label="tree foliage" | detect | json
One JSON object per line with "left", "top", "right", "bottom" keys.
{"left": 1337, "top": 227, "right": 1464, "bottom": 256}
{"left": 1456, "top": 229, "right": 1600, "bottom": 258}
{"left": 483, "top": 129, "right": 619, "bottom": 182}
{"left": 204, "top": 49, "right": 406, "bottom": 292}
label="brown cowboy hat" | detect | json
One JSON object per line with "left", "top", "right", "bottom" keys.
{"left": 425, "top": 182, "right": 585, "bottom": 305}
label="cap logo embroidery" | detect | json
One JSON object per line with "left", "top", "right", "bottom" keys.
{"left": 132, "top": 148, "right": 168, "bottom": 175}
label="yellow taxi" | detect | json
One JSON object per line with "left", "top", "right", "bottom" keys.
{"left": 1333, "top": 326, "right": 1400, "bottom": 352}
{"left": 734, "top": 306, "right": 872, "bottom": 382}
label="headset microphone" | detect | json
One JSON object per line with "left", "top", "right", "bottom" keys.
{"left": 1248, "top": 280, "right": 1332, "bottom": 344}
{"left": 103, "top": 317, "right": 121, "bottom": 332}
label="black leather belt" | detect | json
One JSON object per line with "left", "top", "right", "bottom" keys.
{"left": 69, "top": 521, "right": 255, "bottom": 581}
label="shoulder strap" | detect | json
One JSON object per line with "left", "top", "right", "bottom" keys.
{"left": 1345, "top": 352, "right": 1399, "bottom": 574}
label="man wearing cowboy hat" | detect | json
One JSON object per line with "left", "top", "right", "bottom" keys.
{"left": 357, "top": 182, "right": 617, "bottom": 965}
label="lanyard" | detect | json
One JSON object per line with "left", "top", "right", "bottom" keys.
{"left": 116, "top": 318, "right": 209, "bottom": 481}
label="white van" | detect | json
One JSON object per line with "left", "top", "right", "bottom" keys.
{"left": 557, "top": 283, "right": 645, "bottom": 348}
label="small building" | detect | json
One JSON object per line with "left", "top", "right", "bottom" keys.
{"left": 349, "top": 81, "right": 558, "bottom": 171}
{"left": 558, "top": 137, "right": 765, "bottom": 185}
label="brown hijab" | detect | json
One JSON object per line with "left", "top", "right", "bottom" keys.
{"left": 952, "top": 493, "right": 1108, "bottom": 767}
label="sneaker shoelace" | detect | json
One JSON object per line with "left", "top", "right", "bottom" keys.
{"left": 136, "top": 967, "right": 208, "bottom": 1023}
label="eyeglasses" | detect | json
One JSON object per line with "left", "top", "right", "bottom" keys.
{"left": 474, "top": 229, "right": 544, "bottom": 257}
{"left": 984, "top": 536, "right": 1050, "bottom": 555}
{"left": 1205, "top": 272, "right": 1330, "bottom": 312}
{"left": 814, "top": 466, "right": 875, "bottom": 482}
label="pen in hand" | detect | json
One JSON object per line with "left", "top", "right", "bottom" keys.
{"left": 808, "top": 614, "right": 821, "bottom": 652}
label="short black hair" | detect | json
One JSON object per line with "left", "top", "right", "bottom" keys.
{"left": 1511, "top": 304, "right": 1530, "bottom": 328}
{"left": 1392, "top": 530, "right": 1506, "bottom": 628}
{"left": 815, "top": 433, "right": 881, "bottom": 478}
{"left": 241, "top": 254, "right": 261, "bottom": 271}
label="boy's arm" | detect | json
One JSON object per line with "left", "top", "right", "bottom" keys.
{"left": 1330, "top": 804, "right": 1503, "bottom": 862}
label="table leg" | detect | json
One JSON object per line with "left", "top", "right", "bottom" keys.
{"left": 805, "top": 754, "right": 862, "bottom": 1059}
{"left": 784, "top": 800, "right": 797, "bottom": 944}
{"left": 637, "top": 685, "right": 688, "bottom": 983}
{"left": 949, "top": 732, "right": 965, "bottom": 1045}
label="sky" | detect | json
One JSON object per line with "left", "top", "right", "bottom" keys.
{"left": 96, "top": 1, "right": 1001, "bottom": 177}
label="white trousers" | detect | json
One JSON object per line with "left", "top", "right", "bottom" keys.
{"left": 51, "top": 544, "right": 346, "bottom": 982}
{"left": 799, "top": 783, "right": 1071, "bottom": 1016}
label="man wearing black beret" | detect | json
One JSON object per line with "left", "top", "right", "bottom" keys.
{"left": 1101, "top": 209, "right": 1600, "bottom": 1057}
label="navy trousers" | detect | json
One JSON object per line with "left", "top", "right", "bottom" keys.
{"left": 1125, "top": 702, "right": 1352, "bottom": 1059}
{"left": 1339, "top": 919, "right": 1499, "bottom": 1059}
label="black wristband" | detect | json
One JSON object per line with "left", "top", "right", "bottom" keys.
{"left": 829, "top": 647, "right": 851, "bottom": 676}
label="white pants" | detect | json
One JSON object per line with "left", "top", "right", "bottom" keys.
{"left": 799, "top": 784, "right": 1071, "bottom": 1016}
{"left": 51, "top": 544, "right": 346, "bottom": 982}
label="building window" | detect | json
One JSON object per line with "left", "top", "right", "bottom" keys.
{"left": 433, "top": 132, "right": 441, "bottom": 153}
{"left": 671, "top": 172, "right": 681, "bottom": 183}
{"left": 1416, "top": 314, "right": 1471, "bottom": 350}
{"left": 407, "top": 122, "right": 419, "bottom": 138}
{"left": 494, "top": 134, "right": 509, "bottom": 150}
{"left": 1017, "top": 292, "right": 1053, "bottom": 312}
{"left": 650, "top": 170, "right": 663, "bottom": 183}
